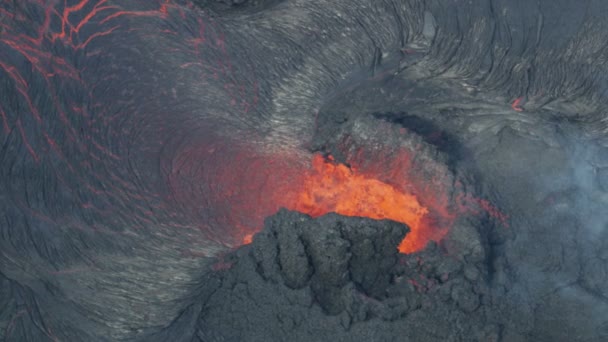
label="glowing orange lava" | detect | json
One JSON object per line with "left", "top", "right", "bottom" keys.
{"left": 242, "top": 233, "right": 254, "bottom": 245}
{"left": 293, "top": 154, "right": 440, "bottom": 253}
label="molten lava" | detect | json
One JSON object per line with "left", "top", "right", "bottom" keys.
{"left": 213, "top": 148, "right": 456, "bottom": 254}
{"left": 178, "top": 140, "right": 504, "bottom": 254}
{"left": 293, "top": 154, "right": 443, "bottom": 253}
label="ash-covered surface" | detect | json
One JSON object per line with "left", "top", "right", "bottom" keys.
{"left": 200, "top": 209, "right": 495, "bottom": 342}
{"left": 202, "top": 206, "right": 607, "bottom": 342}
{"left": 2, "top": 0, "right": 608, "bottom": 341}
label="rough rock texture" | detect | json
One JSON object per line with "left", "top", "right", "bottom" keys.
{"left": 2, "top": 0, "right": 608, "bottom": 341}
{"left": 253, "top": 210, "right": 407, "bottom": 313}
{"left": 200, "top": 210, "right": 497, "bottom": 341}
{"left": 200, "top": 197, "right": 608, "bottom": 341}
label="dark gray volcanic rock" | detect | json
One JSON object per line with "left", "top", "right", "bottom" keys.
{"left": 252, "top": 210, "right": 407, "bottom": 313}
{"left": 200, "top": 202, "right": 608, "bottom": 341}
{"left": 200, "top": 210, "right": 498, "bottom": 341}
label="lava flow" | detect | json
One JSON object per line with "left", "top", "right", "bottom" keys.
{"left": 291, "top": 154, "right": 449, "bottom": 253}
{"left": 205, "top": 146, "right": 457, "bottom": 254}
